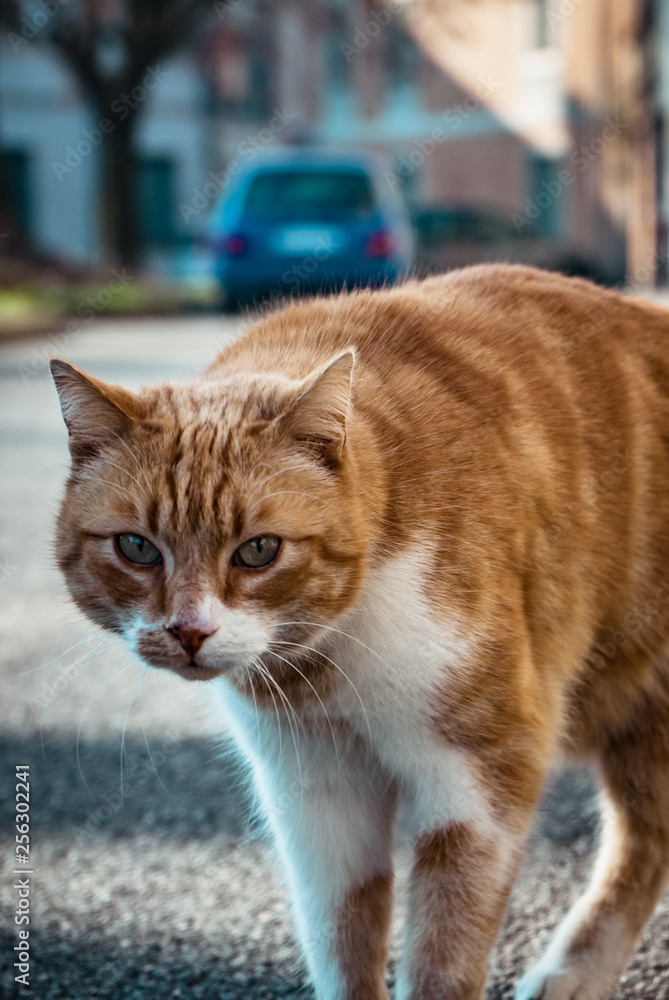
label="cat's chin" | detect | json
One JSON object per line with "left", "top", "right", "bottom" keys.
{"left": 172, "top": 662, "right": 226, "bottom": 683}
{"left": 146, "top": 658, "right": 227, "bottom": 683}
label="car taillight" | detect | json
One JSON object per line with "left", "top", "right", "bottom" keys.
{"left": 223, "top": 234, "right": 247, "bottom": 255}
{"left": 364, "top": 230, "right": 395, "bottom": 258}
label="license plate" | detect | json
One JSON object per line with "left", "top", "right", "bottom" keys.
{"left": 271, "top": 226, "right": 346, "bottom": 255}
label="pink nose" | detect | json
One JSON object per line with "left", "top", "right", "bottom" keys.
{"left": 166, "top": 624, "right": 217, "bottom": 657}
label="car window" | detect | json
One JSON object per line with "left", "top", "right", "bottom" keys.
{"left": 242, "top": 169, "right": 375, "bottom": 220}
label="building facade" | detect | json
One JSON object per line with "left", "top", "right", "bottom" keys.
{"left": 0, "top": 0, "right": 660, "bottom": 285}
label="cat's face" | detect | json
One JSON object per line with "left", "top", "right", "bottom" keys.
{"left": 51, "top": 352, "right": 365, "bottom": 686}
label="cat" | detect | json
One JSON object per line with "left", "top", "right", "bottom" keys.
{"left": 51, "top": 264, "right": 669, "bottom": 1000}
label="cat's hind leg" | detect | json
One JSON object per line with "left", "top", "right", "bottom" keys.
{"left": 394, "top": 818, "right": 530, "bottom": 1000}
{"left": 516, "top": 685, "right": 669, "bottom": 1000}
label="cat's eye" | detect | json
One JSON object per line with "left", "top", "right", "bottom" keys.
{"left": 116, "top": 533, "right": 163, "bottom": 566}
{"left": 233, "top": 535, "right": 281, "bottom": 569}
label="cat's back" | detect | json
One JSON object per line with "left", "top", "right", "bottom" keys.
{"left": 218, "top": 264, "right": 669, "bottom": 394}
{"left": 214, "top": 268, "right": 669, "bottom": 505}
{"left": 214, "top": 266, "right": 669, "bottom": 527}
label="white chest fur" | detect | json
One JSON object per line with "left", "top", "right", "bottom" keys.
{"left": 210, "top": 545, "right": 499, "bottom": 844}
{"left": 324, "top": 546, "right": 495, "bottom": 839}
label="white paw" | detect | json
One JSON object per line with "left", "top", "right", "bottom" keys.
{"left": 515, "top": 957, "right": 615, "bottom": 1000}
{"left": 515, "top": 960, "right": 581, "bottom": 1000}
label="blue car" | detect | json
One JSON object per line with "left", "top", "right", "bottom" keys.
{"left": 209, "top": 149, "right": 415, "bottom": 307}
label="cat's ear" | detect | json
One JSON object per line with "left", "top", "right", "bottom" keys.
{"left": 282, "top": 350, "right": 355, "bottom": 465}
{"left": 50, "top": 359, "right": 142, "bottom": 460}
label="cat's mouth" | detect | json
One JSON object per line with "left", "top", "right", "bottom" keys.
{"left": 139, "top": 648, "right": 227, "bottom": 682}
{"left": 134, "top": 624, "right": 270, "bottom": 683}
{"left": 174, "top": 658, "right": 225, "bottom": 682}
{"left": 134, "top": 628, "right": 230, "bottom": 681}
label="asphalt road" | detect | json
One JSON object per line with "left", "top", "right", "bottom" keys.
{"left": 1, "top": 314, "right": 668, "bottom": 1000}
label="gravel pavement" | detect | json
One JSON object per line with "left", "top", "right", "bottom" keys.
{"left": 1, "top": 314, "right": 668, "bottom": 1000}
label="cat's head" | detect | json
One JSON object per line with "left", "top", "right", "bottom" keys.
{"left": 50, "top": 351, "right": 367, "bottom": 686}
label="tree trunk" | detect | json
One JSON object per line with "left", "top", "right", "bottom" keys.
{"left": 101, "top": 114, "right": 140, "bottom": 268}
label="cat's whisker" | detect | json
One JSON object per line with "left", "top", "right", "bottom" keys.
{"left": 267, "top": 645, "right": 342, "bottom": 776}
{"left": 35, "top": 639, "right": 110, "bottom": 726}
{"left": 246, "top": 490, "right": 325, "bottom": 516}
{"left": 72, "top": 472, "right": 142, "bottom": 507}
{"left": 35, "top": 640, "right": 124, "bottom": 760}
{"left": 249, "top": 656, "right": 284, "bottom": 758}
{"left": 105, "top": 430, "right": 154, "bottom": 493}
{"left": 274, "top": 619, "right": 395, "bottom": 673}
{"left": 21, "top": 634, "right": 115, "bottom": 676}
{"left": 96, "top": 457, "right": 150, "bottom": 500}
{"left": 118, "top": 664, "right": 146, "bottom": 794}
{"left": 247, "top": 658, "right": 262, "bottom": 749}
{"left": 272, "top": 619, "right": 398, "bottom": 743}
{"left": 30, "top": 457, "right": 70, "bottom": 474}
{"left": 258, "top": 657, "right": 305, "bottom": 751}
{"left": 251, "top": 657, "right": 304, "bottom": 788}
{"left": 75, "top": 657, "right": 134, "bottom": 797}
{"left": 139, "top": 667, "right": 172, "bottom": 797}
{"left": 399, "top": 467, "right": 463, "bottom": 484}
{"left": 245, "top": 463, "right": 311, "bottom": 505}
{"left": 270, "top": 639, "right": 373, "bottom": 746}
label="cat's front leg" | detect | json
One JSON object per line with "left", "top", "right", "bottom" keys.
{"left": 395, "top": 819, "right": 523, "bottom": 1000}
{"left": 259, "top": 752, "right": 397, "bottom": 1000}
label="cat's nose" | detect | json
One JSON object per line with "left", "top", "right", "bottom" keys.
{"left": 166, "top": 624, "right": 217, "bottom": 657}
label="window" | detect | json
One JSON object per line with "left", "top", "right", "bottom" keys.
{"left": 206, "top": 28, "right": 271, "bottom": 119}
{"left": 324, "top": 8, "right": 350, "bottom": 88}
{"left": 134, "top": 157, "right": 177, "bottom": 246}
{"left": 384, "top": 20, "right": 421, "bottom": 91}
{"left": 0, "top": 149, "right": 31, "bottom": 236}
{"left": 243, "top": 169, "right": 375, "bottom": 220}
{"left": 528, "top": 153, "right": 561, "bottom": 237}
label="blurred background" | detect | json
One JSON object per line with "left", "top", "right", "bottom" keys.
{"left": 0, "top": 0, "right": 668, "bottom": 325}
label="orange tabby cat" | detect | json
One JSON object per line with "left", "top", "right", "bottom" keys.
{"left": 51, "top": 265, "right": 669, "bottom": 1000}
